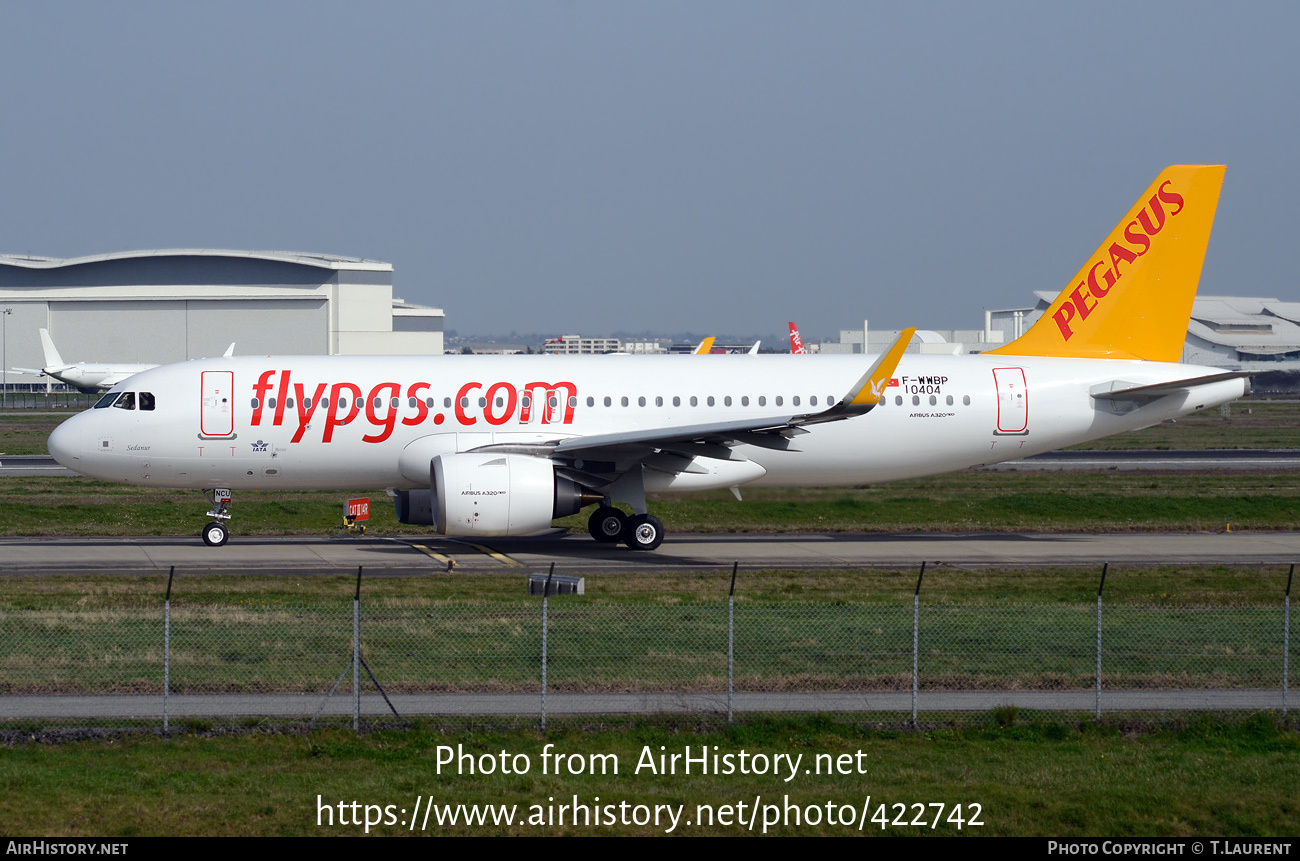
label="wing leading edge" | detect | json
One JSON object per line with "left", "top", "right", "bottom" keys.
{"left": 471, "top": 329, "right": 917, "bottom": 469}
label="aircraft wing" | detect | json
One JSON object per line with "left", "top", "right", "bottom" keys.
{"left": 1090, "top": 371, "right": 1253, "bottom": 402}
{"left": 474, "top": 329, "right": 917, "bottom": 469}
{"left": 9, "top": 367, "right": 46, "bottom": 376}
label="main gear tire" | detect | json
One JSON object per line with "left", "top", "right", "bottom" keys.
{"left": 624, "top": 514, "right": 665, "bottom": 551}
{"left": 588, "top": 506, "right": 627, "bottom": 543}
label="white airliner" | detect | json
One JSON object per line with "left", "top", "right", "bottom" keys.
{"left": 11, "top": 329, "right": 235, "bottom": 392}
{"left": 10, "top": 329, "right": 159, "bottom": 392}
{"left": 48, "top": 165, "right": 1248, "bottom": 551}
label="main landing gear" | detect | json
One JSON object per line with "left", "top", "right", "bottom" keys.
{"left": 201, "top": 488, "right": 232, "bottom": 547}
{"left": 586, "top": 505, "right": 665, "bottom": 551}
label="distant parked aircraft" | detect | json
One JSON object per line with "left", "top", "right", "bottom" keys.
{"left": 11, "top": 329, "right": 232, "bottom": 392}
{"left": 789, "top": 322, "right": 807, "bottom": 354}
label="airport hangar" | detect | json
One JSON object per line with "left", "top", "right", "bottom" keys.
{"left": 0, "top": 250, "right": 444, "bottom": 384}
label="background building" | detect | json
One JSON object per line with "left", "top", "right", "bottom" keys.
{"left": 987, "top": 293, "right": 1300, "bottom": 372}
{"left": 0, "top": 250, "right": 443, "bottom": 377}
{"left": 818, "top": 319, "right": 1004, "bottom": 356}
{"left": 821, "top": 300, "right": 1300, "bottom": 391}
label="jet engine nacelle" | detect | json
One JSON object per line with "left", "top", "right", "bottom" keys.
{"left": 394, "top": 453, "right": 600, "bottom": 536}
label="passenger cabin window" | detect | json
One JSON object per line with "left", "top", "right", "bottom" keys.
{"left": 139, "top": 392, "right": 155, "bottom": 411}
{"left": 114, "top": 392, "right": 136, "bottom": 410}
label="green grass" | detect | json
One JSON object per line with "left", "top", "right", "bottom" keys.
{"left": 2, "top": 570, "right": 1293, "bottom": 696}
{"left": 5, "top": 471, "right": 1300, "bottom": 536}
{"left": 0, "top": 716, "right": 1296, "bottom": 836}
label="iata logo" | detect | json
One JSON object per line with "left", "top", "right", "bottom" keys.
{"left": 1052, "top": 180, "right": 1186, "bottom": 341}
{"left": 251, "top": 440, "right": 269, "bottom": 452}
{"left": 250, "top": 371, "right": 578, "bottom": 445}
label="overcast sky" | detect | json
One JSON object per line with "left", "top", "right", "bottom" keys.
{"left": 1, "top": 2, "right": 1296, "bottom": 339}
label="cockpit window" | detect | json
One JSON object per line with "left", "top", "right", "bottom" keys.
{"left": 139, "top": 392, "right": 155, "bottom": 411}
{"left": 94, "top": 393, "right": 120, "bottom": 409}
{"left": 113, "top": 392, "right": 136, "bottom": 410}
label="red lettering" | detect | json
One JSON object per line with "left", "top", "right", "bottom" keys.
{"left": 454, "top": 382, "right": 481, "bottom": 426}
{"left": 1107, "top": 241, "right": 1139, "bottom": 282}
{"left": 1123, "top": 220, "right": 1152, "bottom": 255}
{"left": 1137, "top": 194, "right": 1167, "bottom": 236}
{"left": 1157, "top": 180, "right": 1184, "bottom": 215}
{"left": 403, "top": 382, "right": 431, "bottom": 427}
{"left": 291, "top": 381, "right": 327, "bottom": 444}
{"left": 483, "top": 382, "right": 518, "bottom": 426}
{"left": 251, "top": 370, "right": 276, "bottom": 426}
{"left": 1053, "top": 302, "right": 1078, "bottom": 340}
{"left": 363, "top": 382, "right": 401, "bottom": 443}
{"left": 1088, "top": 262, "right": 1111, "bottom": 298}
{"left": 272, "top": 370, "right": 291, "bottom": 426}
{"left": 322, "top": 382, "right": 362, "bottom": 443}
{"left": 1070, "top": 284, "right": 1098, "bottom": 321}
{"left": 524, "top": 381, "right": 578, "bottom": 424}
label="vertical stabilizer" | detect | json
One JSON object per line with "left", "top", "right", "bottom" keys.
{"left": 990, "top": 165, "right": 1225, "bottom": 362}
{"left": 38, "top": 329, "right": 66, "bottom": 369}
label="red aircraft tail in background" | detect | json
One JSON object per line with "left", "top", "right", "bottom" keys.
{"left": 788, "top": 322, "right": 807, "bottom": 354}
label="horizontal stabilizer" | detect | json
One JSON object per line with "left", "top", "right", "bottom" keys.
{"left": 1090, "top": 371, "right": 1253, "bottom": 402}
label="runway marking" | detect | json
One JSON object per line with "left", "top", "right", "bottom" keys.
{"left": 452, "top": 540, "right": 524, "bottom": 568}
{"left": 412, "top": 544, "right": 455, "bottom": 565}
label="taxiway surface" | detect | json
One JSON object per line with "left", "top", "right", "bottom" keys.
{"left": 3, "top": 530, "right": 1299, "bottom": 575}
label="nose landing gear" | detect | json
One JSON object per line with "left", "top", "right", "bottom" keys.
{"left": 202, "top": 488, "right": 232, "bottom": 547}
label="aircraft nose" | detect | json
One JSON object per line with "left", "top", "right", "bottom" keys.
{"left": 47, "top": 416, "right": 82, "bottom": 468}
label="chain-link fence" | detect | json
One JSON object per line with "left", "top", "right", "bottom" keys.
{"left": 0, "top": 567, "right": 1294, "bottom": 733}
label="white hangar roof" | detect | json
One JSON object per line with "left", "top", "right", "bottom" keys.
{"left": 0, "top": 249, "right": 392, "bottom": 272}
